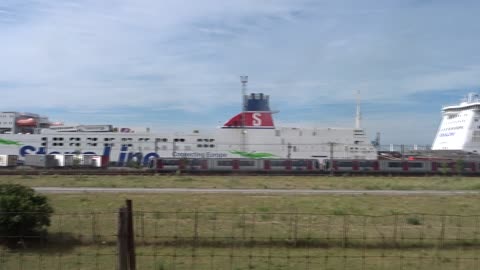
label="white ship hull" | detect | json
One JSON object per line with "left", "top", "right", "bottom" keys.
{"left": 432, "top": 93, "right": 480, "bottom": 153}
{"left": 0, "top": 92, "right": 377, "bottom": 165}
{"left": 0, "top": 127, "right": 376, "bottom": 165}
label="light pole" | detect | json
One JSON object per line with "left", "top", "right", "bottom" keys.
{"left": 329, "top": 142, "right": 334, "bottom": 176}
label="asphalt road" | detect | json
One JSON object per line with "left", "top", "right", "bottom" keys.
{"left": 33, "top": 187, "right": 480, "bottom": 196}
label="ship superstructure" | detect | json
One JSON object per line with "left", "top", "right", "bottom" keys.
{"left": 432, "top": 93, "right": 480, "bottom": 152}
{"left": 0, "top": 93, "right": 377, "bottom": 165}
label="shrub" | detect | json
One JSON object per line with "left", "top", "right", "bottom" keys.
{"left": 406, "top": 216, "right": 422, "bottom": 225}
{"left": 0, "top": 184, "right": 53, "bottom": 245}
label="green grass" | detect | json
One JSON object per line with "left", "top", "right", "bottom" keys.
{"left": 1, "top": 246, "right": 479, "bottom": 270}
{"left": 2, "top": 193, "right": 480, "bottom": 269}
{"left": 2, "top": 175, "right": 480, "bottom": 190}
{"left": 32, "top": 193, "right": 477, "bottom": 255}
{"left": 48, "top": 194, "right": 480, "bottom": 215}
{"left": 41, "top": 193, "right": 480, "bottom": 248}
{"left": 46, "top": 193, "right": 480, "bottom": 215}
{"left": 1, "top": 178, "right": 480, "bottom": 269}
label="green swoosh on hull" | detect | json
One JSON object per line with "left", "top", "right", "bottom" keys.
{"left": 230, "top": 150, "right": 277, "bottom": 159}
{"left": 0, "top": 138, "right": 22, "bottom": 146}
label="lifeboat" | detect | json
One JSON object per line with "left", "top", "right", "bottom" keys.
{"left": 16, "top": 118, "right": 37, "bottom": 126}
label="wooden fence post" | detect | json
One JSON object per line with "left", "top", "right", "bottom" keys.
{"left": 118, "top": 207, "right": 128, "bottom": 270}
{"left": 126, "top": 200, "right": 136, "bottom": 270}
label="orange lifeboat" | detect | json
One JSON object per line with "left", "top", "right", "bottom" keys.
{"left": 16, "top": 118, "right": 37, "bottom": 126}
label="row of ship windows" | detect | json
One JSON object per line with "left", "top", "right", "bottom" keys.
{"left": 198, "top": 144, "right": 215, "bottom": 148}
{"left": 447, "top": 113, "right": 468, "bottom": 119}
{"left": 43, "top": 142, "right": 216, "bottom": 148}
{"left": 440, "top": 124, "right": 480, "bottom": 132}
{"left": 446, "top": 120, "right": 466, "bottom": 124}
{"left": 275, "top": 130, "right": 363, "bottom": 137}
{"left": 42, "top": 143, "right": 374, "bottom": 153}
{"left": 0, "top": 115, "right": 14, "bottom": 118}
{"left": 1, "top": 122, "right": 13, "bottom": 125}
{"left": 46, "top": 137, "right": 153, "bottom": 142}
{"left": 198, "top": 138, "right": 215, "bottom": 142}
{"left": 42, "top": 137, "right": 215, "bottom": 143}
{"left": 440, "top": 126, "right": 464, "bottom": 131}
{"left": 44, "top": 143, "right": 81, "bottom": 147}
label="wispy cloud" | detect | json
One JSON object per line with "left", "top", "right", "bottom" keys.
{"left": 1, "top": 0, "right": 479, "bottom": 143}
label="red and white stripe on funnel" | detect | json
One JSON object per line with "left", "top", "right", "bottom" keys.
{"left": 223, "top": 112, "right": 274, "bottom": 129}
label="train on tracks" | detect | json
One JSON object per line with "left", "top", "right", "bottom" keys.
{"left": 148, "top": 157, "right": 477, "bottom": 175}
{"left": 0, "top": 153, "right": 477, "bottom": 175}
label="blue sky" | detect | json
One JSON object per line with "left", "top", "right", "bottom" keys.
{"left": 1, "top": 0, "right": 480, "bottom": 144}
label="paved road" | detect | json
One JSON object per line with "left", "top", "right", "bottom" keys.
{"left": 33, "top": 187, "right": 480, "bottom": 196}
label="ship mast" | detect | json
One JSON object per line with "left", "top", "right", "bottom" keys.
{"left": 355, "top": 90, "right": 362, "bottom": 129}
{"left": 240, "top": 76, "right": 248, "bottom": 152}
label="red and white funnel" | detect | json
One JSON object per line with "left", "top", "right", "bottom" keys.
{"left": 223, "top": 93, "right": 275, "bottom": 129}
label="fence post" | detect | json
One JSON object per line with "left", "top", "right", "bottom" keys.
{"left": 343, "top": 215, "right": 349, "bottom": 248}
{"left": 126, "top": 200, "right": 136, "bottom": 270}
{"left": 117, "top": 207, "right": 128, "bottom": 270}
{"left": 91, "top": 212, "right": 96, "bottom": 243}
{"left": 117, "top": 201, "right": 136, "bottom": 270}
{"left": 192, "top": 209, "right": 199, "bottom": 270}
{"left": 293, "top": 212, "right": 299, "bottom": 246}
{"left": 393, "top": 214, "right": 398, "bottom": 246}
{"left": 440, "top": 215, "right": 446, "bottom": 248}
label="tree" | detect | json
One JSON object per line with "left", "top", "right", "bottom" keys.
{"left": 0, "top": 184, "right": 53, "bottom": 245}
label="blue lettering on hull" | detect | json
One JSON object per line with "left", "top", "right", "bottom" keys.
{"left": 19, "top": 145, "right": 159, "bottom": 166}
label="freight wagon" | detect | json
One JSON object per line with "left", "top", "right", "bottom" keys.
{"left": 149, "top": 158, "right": 320, "bottom": 173}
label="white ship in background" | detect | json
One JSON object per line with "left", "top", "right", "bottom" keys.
{"left": 432, "top": 92, "right": 480, "bottom": 153}
{"left": 0, "top": 82, "right": 377, "bottom": 165}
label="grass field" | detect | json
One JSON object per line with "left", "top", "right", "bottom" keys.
{"left": 2, "top": 176, "right": 480, "bottom": 269}
{"left": 47, "top": 193, "right": 480, "bottom": 215}
{"left": 2, "top": 246, "right": 480, "bottom": 270}
{"left": 1, "top": 174, "right": 480, "bottom": 190}
{"left": 41, "top": 193, "right": 480, "bottom": 249}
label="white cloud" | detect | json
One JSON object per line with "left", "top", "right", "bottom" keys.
{"left": 0, "top": 0, "right": 315, "bottom": 109}
{"left": 1, "top": 1, "right": 480, "bottom": 143}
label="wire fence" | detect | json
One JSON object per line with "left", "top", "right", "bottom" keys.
{"left": 1, "top": 211, "right": 480, "bottom": 269}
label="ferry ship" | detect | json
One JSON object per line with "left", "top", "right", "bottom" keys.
{"left": 432, "top": 92, "right": 480, "bottom": 153}
{"left": 0, "top": 93, "right": 377, "bottom": 165}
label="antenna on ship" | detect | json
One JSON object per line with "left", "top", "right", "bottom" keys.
{"left": 355, "top": 90, "right": 362, "bottom": 129}
{"left": 240, "top": 76, "right": 248, "bottom": 152}
{"left": 240, "top": 76, "right": 248, "bottom": 112}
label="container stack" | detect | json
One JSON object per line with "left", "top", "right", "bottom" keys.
{"left": 24, "top": 154, "right": 58, "bottom": 168}
{"left": 0, "top": 155, "right": 18, "bottom": 167}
